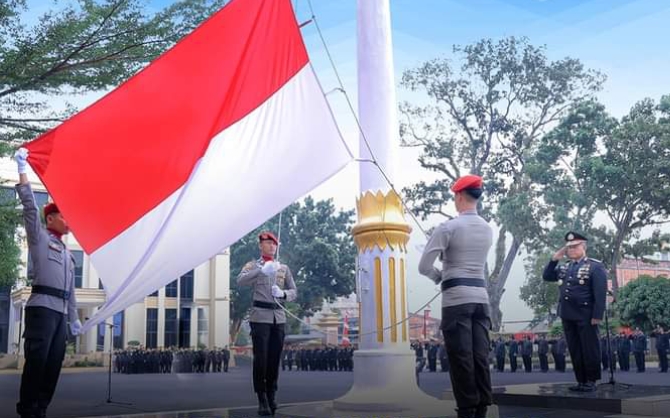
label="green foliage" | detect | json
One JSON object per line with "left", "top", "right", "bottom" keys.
{"left": 235, "top": 328, "right": 249, "bottom": 346}
{"left": 0, "top": 187, "right": 21, "bottom": 288}
{"left": 400, "top": 36, "right": 603, "bottom": 330}
{"left": 230, "top": 197, "right": 356, "bottom": 340}
{"left": 127, "top": 340, "right": 140, "bottom": 347}
{"left": 549, "top": 323, "right": 563, "bottom": 337}
{"left": 519, "top": 252, "right": 559, "bottom": 317}
{"left": 615, "top": 275, "right": 670, "bottom": 332}
{"left": 0, "top": 0, "right": 227, "bottom": 144}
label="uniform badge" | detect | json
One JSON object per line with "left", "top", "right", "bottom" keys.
{"left": 558, "top": 279, "right": 563, "bottom": 285}
{"left": 579, "top": 279, "right": 585, "bottom": 285}
{"left": 48, "top": 242, "right": 61, "bottom": 251}
{"left": 275, "top": 265, "right": 286, "bottom": 288}
{"left": 567, "top": 233, "right": 574, "bottom": 240}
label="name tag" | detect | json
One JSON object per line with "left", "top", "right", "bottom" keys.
{"left": 48, "top": 242, "right": 62, "bottom": 252}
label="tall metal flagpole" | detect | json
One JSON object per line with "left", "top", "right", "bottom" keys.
{"left": 332, "top": 1, "right": 457, "bottom": 415}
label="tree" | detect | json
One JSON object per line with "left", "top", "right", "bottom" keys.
{"left": 615, "top": 275, "right": 670, "bottom": 332}
{"left": 531, "top": 96, "right": 670, "bottom": 295}
{"left": 0, "top": 0, "right": 226, "bottom": 287}
{"left": 229, "top": 197, "right": 356, "bottom": 344}
{"left": 0, "top": 0, "right": 227, "bottom": 143}
{"left": 400, "top": 36, "right": 604, "bottom": 330}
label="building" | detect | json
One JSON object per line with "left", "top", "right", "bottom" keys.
{"left": 408, "top": 309, "right": 441, "bottom": 341}
{"left": 0, "top": 159, "right": 230, "bottom": 354}
{"left": 297, "top": 294, "right": 360, "bottom": 345}
{"left": 616, "top": 255, "right": 670, "bottom": 288}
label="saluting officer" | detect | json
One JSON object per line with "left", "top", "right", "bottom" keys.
{"left": 543, "top": 232, "right": 606, "bottom": 392}
{"left": 14, "top": 148, "right": 82, "bottom": 418}
{"left": 237, "top": 231, "right": 296, "bottom": 416}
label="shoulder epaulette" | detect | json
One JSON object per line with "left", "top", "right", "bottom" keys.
{"left": 587, "top": 258, "right": 602, "bottom": 264}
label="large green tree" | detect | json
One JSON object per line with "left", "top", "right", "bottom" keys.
{"left": 615, "top": 275, "right": 670, "bottom": 332}
{"left": 400, "top": 37, "right": 604, "bottom": 330}
{"left": 229, "top": 197, "right": 357, "bottom": 344}
{"left": 0, "top": 0, "right": 226, "bottom": 287}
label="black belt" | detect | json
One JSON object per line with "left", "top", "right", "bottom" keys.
{"left": 441, "top": 278, "right": 486, "bottom": 291}
{"left": 31, "top": 285, "right": 70, "bottom": 300}
{"left": 253, "top": 300, "right": 281, "bottom": 310}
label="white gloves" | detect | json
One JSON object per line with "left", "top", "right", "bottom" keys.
{"left": 261, "top": 261, "right": 276, "bottom": 276}
{"left": 261, "top": 261, "right": 281, "bottom": 276}
{"left": 272, "top": 285, "right": 285, "bottom": 298}
{"left": 14, "top": 148, "right": 28, "bottom": 174}
{"left": 70, "top": 319, "right": 82, "bottom": 336}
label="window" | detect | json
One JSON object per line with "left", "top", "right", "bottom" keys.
{"left": 71, "top": 250, "right": 84, "bottom": 288}
{"left": 180, "top": 270, "right": 194, "bottom": 301}
{"left": 164, "top": 309, "right": 177, "bottom": 348}
{"left": 197, "top": 307, "right": 209, "bottom": 348}
{"left": 179, "top": 307, "right": 191, "bottom": 348}
{"left": 113, "top": 311, "right": 124, "bottom": 349}
{"left": 165, "top": 280, "right": 178, "bottom": 298}
{"left": 96, "top": 322, "right": 105, "bottom": 352}
{"left": 0, "top": 187, "right": 15, "bottom": 205}
{"left": 146, "top": 308, "right": 158, "bottom": 349}
{"left": 34, "top": 191, "right": 49, "bottom": 212}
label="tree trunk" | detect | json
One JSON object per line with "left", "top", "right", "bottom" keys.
{"left": 488, "top": 233, "right": 522, "bottom": 331}
{"left": 230, "top": 317, "right": 243, "bottom": 347}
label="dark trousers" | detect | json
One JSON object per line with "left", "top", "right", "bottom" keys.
{"left": 441, "top": 303, "right": 492, "bottom": 410}
{"left": 539, "top": 353, "right": 548, "bottom": 372}
{"left": 563, "top": 319, "right": 601, "bottom": 383}
{"left": 619, "top": 352, "right": 630, "bottom": 371}
{"left": 17, "top": 307, "right": 67, "bottom": 417}
{"left": 428, "top": 357, "right": 437, "bottom": 372}
{"left": 602, "top": 350, "right": 609, "bottom": 370}
{"left": 440, "top": 357, "right": 449, "bottom": 372}
{"left": 634, "top": 352, "right": 645, "bottom": 372}
{"left": 658, "top": 349, "right": 668, "bottom": 372}
{"left": 496, "top": 356, "right": 505, "bottom": 372}
{"left": 522, "top": 355, "right": 532, "bottom": 372}
{"left": 552, "top": 353, "right": 565, "bottom": 372}
{"left": 509, "top": 355, "right": 517, "bottom": 372}
{"left": 250, "top": 321, "right": 285, "bottom": 394}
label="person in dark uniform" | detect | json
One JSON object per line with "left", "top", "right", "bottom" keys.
{"left": 543, "top": 232, "right": 607, "bottom": 392}
{"left": 237, "top": 232, "right": 297, "bottom": 415}
{"left": 419, "top": 174, "right": 493, "bottom": 418}
{"left": 495, "top": 338, "right": 506, "bottom": 372}
{"left": 222, "top": 346, "right": 230, "bottom": 372}
{"left": 601, "top": 336, "right": 610, "bottom": 371}
{"left": 439, "top": 342, "right": 450, "bottom": 372}
{"left": 618, "top": 333, "right": 631, "bottom": 371}
{"left": 14, "top": 148, "right": 82, "bottom": 418}
{"left": 428, "top": 341, "right": 438, "bottom": 372}
{"left": 653, "top": 327, "right": 669, "bottom": 373}
{"left": 536, "top": 335, "right": 549, "bottom": 373}
{"left": 508, "top": 337, "right": 518, "bottom": 373}
{"left": 632, "top": 329, "right": 647, "bottom": 372}
{"left": 521, "top": 337, "right": 533, "bottom": 373}
{"left": 550, "top": 336, "right": 567, "bottom": 372}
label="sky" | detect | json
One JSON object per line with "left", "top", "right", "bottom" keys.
{"left": 22, "top": 0, "right": 670, "bottom": 330}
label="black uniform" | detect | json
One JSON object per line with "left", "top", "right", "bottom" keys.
{"left": 543, "top": 243, "right": 606, "bottom": 390}
{"left": 508, "top": 339, "right": 518, "bottom": 372}
{"left": 633, "top": 332, "right": 647, "bottom": 372}
{"left": 551, "top": 337, "right": 567, "bottom": 372}
{"left": 536, "top": 337, "right": 549, "bottom": 372}
{"left": 618, "top": 335, "right": 631, "bottom": 371}
{"left": 495, "top": 339, "right": 506, "bottom": 372}
{"left": 654, "top": 330, "right": 669, "bottom": 372}
{"left": 521, "top": 338, "right": 533, "bottom": 372}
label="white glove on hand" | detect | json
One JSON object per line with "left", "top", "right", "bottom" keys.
{"left": 261, "top": 261, "right": 276, "bottom": 276}
{"left": 14, "top": 148, "right": 28, "bottom": 174}
{"left": 271, "top": 285, "right": 285, "bottom": 298}
{"left": 70, "top": 319, "right": 82, "bottom": 336}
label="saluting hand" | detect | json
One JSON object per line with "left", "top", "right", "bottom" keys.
{"left": 552, "top": 246, "right": 567, "bottom": 261}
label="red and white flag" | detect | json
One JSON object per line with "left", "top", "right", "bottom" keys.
{"left": 342, "top": 312, "right": 350, "bottom": 345}
{"left": 23, "top": 0, "right": 352, "bottom": 331}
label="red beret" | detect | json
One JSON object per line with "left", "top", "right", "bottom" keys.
{"left": 451, "top": 175, "right": 483, "bottom": 193}
{"left": 43, "top": 203, "right": 59, "bottom": 218}
{"left": 258, "top": 231, "right": 278, "bottom": 245}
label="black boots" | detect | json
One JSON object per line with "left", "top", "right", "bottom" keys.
{"left": 456, "top": 405, "right": 488, "bottom": 418}
{"left": 475, "top": 405, "right": 488, "bottom": 418}
{"left": 256, "top": 392, "right": 272, "bottom": 416}
{"left": 267, "top": 391, "right": 278, "bottom": 414}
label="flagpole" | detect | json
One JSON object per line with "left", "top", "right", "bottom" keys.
{"left": 332, "top": 1, "right": 455, "bottom": 415}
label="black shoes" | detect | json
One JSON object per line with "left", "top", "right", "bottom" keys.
{"left": 474, "top": 404, "right": 488, "bottom": 418}
{"left": 568, "top": 382, "right": 597, "bottom": 392}
{"left": 568, "top": 383, "right": 584, "bottom": 392}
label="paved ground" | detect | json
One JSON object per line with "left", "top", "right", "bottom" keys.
{"left": 0, "top": 365, "right": 668, "bottom": 418}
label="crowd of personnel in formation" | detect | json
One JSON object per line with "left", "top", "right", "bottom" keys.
{"left": 281, "top": 345, "right": 356, "bottom": 371}
{"left": 411, "top": 326, "right": 669, "bottom": 375}
{"left": 112, "top": 347, "right": 231, "bottom": 374}
{"left": 489, "top": 327, "right": 669, "bottom": 373}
